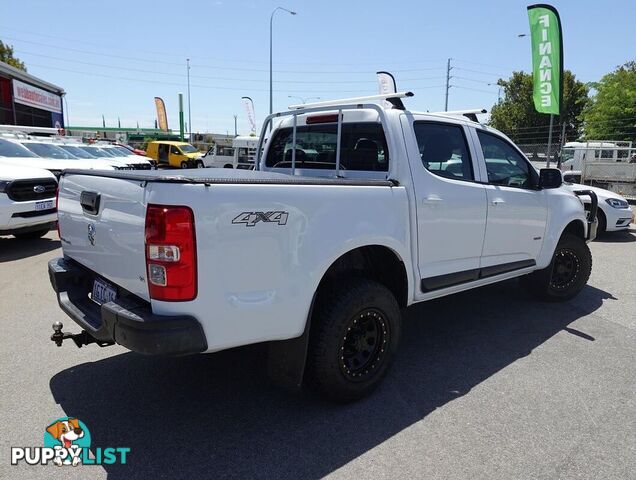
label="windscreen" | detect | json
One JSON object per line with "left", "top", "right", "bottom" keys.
{"left": 0, "top": 138, "right": 39, "bottom": 158}
{"left": 79, "top": 146, "right": 110, "bottom": 158}
{"left": 22, "top": 142, "right": 79, "bottom": 159}
{"left": 561, "top": 148, "right": 575, "bottom": 162}
{"left": 179, "top": 144, "right": 198, "bottom": 153}
{"left": 59, "top": 145, "right": 96, "bottom": 159}
{"left": 112, "top": 146, "right": 134, "bottom": 156}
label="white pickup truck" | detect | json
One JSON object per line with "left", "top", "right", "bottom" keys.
{"left": 48, "top": 93, "right": 598, "bottom": 402}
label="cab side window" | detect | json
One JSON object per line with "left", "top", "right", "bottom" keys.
{"left": 413, "top": 122, "right": 474, "bottom": 180}
{"left": 171, "top": 146, "right": 181, "bottom": 155}
{"left": 477, "top": 130, "right": 537, "bottom": 189}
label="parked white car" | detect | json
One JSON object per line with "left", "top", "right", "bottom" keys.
{"left": 110, "top": 145, "right": 155, "bottom": 168}
{"left": 0, "top": 138, "right": 115, "bottom": 178}
{"left": 0, "top": 163, "right": 57, "bottom": 239}
{"left": 564, "top": 182, "right": 633, "bottom": 234}
{"left": 95, "top": 144, "right": 154, "bottom": 170}
{"left": 17, "top": 139, "right": 122, "bottom": 171}
{"left": 49, "top": 93, "right": 598, "bottom": 402}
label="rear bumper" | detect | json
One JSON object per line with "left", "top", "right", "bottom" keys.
{"left": 48, "top": 257, "right": 207, "bottom": 355}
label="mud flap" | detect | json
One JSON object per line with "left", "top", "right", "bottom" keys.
{"left": 266, "top": 293, "right": 316, "bottom": 391}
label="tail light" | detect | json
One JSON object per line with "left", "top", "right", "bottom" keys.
{"left": 144, "top": 204, "right": 197, "bottom": 301}
{"left": 55, "top": 185, "right": 60, "bottom": 238}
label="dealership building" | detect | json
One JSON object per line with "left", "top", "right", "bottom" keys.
{"left": 0, "top": 61, "right": 65, "bottom": 129}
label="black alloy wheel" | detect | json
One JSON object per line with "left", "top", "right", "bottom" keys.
{"left": 339, "top": 308, "right": 389, "bottom": 381}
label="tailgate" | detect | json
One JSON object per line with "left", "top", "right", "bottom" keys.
{"left": 58, "top": 173, "right": 149, "bottom": 301}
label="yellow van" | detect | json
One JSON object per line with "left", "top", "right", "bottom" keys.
{"left": 145, "top": 141, "right": 204, "bottom": 168}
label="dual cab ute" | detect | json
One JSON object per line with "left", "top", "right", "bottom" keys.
{"left": 49, "top": 93, "right": 598, "bottom": 402}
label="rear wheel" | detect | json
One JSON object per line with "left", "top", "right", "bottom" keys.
{"left": 13, "top": 228, "right": 49, "bottom": 240}
{"left": 224, "top": 164, "right": 233, "bottom": 169}
{"left": 306, "top": 278, "right": 401, "bottom": 402}
{"left": 520, "top": 233, "right": 592, "bottom": 301}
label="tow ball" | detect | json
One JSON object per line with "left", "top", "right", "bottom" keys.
{"left": 51, "top": 321, "right": 114, "bottom": 348}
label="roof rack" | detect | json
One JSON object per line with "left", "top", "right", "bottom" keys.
{"left": 427, "top": 108, "right": 487, "bottom": 122}
{"left": 288, "top": 91, "right": 414, "bottom": 110}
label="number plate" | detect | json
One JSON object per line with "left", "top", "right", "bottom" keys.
{"left": 35, "top": 200, "right": 54, "bottom": 211}
{"left": 92, "top": 278, "right": 117, "bottom": 305}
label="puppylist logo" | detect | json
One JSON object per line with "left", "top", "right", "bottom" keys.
{"left": 11, "top": 417, "right": 130, "bottom": 467}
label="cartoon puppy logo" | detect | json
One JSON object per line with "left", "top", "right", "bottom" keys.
{"left": 46, "top": 418, "right": 85, "bottom": 466}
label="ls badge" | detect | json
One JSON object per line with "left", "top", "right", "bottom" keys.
{"left": 87, "top": 223, "right": 96, "bottom": 245}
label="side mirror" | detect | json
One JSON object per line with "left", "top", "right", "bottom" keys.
{"left": 539, "top": 168, "right": 563, "bottom": 189}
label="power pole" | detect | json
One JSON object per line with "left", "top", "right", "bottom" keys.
{"left": 178, "top": 93, "right": 184, "bottom": 141}
{"left": 234, "top": 115, "right": 238, "bottom": 137}
{"left": 557, "top": 121, "right": 567, "bottom": 169}
{"left": 444, "top": 58, "right": 452, "bottom": 111}
{"left": 186, "top": 58, "right": 192, "bottom": 142}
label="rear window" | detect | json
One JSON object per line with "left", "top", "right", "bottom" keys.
{"left": 265, "top": 122, "right": 389, "bottom": 171}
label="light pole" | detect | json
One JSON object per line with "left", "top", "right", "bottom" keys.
{"left": 186, "top": 58, "right": 192, "bottom": 142}
{"left": 288, "top": 95, "right": 320, "bottom": 104}
{"left": 488, "top": 83, "right": 503, "bottom": 102}
{"left": 270, "top": 7, "right": 297, "bottom": 115}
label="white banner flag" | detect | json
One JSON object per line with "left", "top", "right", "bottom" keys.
{"left": 376, "top": 71, "right": 397, "bottom": 108}
{"left": 241, "top": 96, "right": 256, "bottom": 134}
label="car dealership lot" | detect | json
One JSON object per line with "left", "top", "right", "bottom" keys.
{"left": 1, "top": 229, "right": 634, "bottom": 480}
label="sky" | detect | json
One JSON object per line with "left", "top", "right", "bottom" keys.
{"left": 1, "top": 0, "right": 634, "bottom": 135}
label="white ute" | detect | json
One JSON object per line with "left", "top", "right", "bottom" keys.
{"left": 48, "top": 93, "right": 599, "bottom": 402}
{"left": 1, "top": 163, "right": 57, "bottom": 239}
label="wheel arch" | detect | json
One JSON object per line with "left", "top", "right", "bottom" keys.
{"left": 561, "top": 218, "right": 586, "bottom": 240}
{"left": 314, "top": 244, "right": 410, "bottom": 308}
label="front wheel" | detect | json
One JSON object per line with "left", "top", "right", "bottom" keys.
{"left": 520, "top": 233, "right": 592, "bottom": 301}
{"left": 596, "top": 209, "right": 607, "bottom": 236}
{"left": 306, "top": 278, "right": 401, "bottom": 402}
{"left": 196, "top": 160, "right": 205, "bottom": 168}
{"left": 180, "top": 161, "right": 190, "bottom": 169}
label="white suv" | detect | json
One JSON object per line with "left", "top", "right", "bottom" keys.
{"left": 0, "top": 163, "right": 57, "bottom": 239}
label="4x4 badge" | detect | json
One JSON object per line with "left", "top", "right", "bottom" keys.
{"left": 232, "top": 211, "right": 288, "bottom": 227}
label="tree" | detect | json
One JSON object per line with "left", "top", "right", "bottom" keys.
{"left": 581, "top": 61, "right": 636, "bottom": 142}
{"left": 489, "top": 70, "right": 588, "bottom": 145}
{"left": 0, "top": 40, "right": 26, "bottom": 71}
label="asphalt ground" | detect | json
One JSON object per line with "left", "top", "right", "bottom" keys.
{"left": 1, "top": 228, "right": 634, "bottom": 480}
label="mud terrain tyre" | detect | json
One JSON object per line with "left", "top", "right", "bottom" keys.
{"left": 520, "top": 233, "right": 592, "bottom": 301}
{"left": 307, "top": 278, "right": 401, "bottom": 402}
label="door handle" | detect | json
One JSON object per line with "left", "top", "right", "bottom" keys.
{"left": 423, "top": 195, "right": 443, "bottom": 205}
{"left": 491, "top": 199, "right": 506, "bottom": 206}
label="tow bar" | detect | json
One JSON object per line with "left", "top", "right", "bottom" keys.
{"left": 51, "top": 321, "right": 115, "bottom": 348}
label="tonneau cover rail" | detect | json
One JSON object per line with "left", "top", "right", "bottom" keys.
{"left": 59, "top": 169, "right": 396, "bottom": 187}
